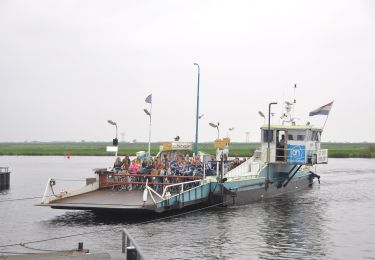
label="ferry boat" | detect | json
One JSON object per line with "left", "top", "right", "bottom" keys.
{"left": 38, "top": 102, "right": 329, "bottom": 213}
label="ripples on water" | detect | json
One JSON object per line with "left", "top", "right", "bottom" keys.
{"left": 0, "top": 157, "right": 375, "bottom": 259}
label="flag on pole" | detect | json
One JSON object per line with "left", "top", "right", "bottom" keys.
{"left": 145, "top": 94, "right": 152, "bottom": 104}
{"left": 309, "top": 101, "right": 334, "bottom": 116}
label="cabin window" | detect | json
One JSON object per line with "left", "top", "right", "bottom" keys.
{"left": 316, "top": 132, "right": 321, "bottom": 142}
{"left": 263, "top": 130, "right": 274, "bottom": 142}
{"left": 311, "top": 131, "right": 320, "bottom": 141}
{"left": 297, "top": 134, "right": 305, "bottom": 141}
{"left": 288, "top": 134, "right": 294, "bottom": 141}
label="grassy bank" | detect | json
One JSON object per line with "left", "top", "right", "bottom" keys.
{"left": 0, "top": 142, "right": 374, "bottom": 158}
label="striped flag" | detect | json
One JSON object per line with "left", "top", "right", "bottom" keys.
{"left": 145, "top": 94, "right": 152, "bottom": 104}
{"left": 309, "top": 101, "right": 334, "bottom": 116}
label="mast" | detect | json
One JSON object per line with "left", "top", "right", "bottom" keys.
{"left": 266, "top": 102, "right": 277, "bottom": 189}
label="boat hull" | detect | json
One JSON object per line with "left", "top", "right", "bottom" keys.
{"left": 219, "top": 173, "right": 314, "bottom": 206}
{"left": 39, "top": 173, "right": 316, "bottom": 213}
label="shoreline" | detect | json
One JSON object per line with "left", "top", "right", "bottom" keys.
{"left": 0, "top": 142, "right": 374, "bottom": 158}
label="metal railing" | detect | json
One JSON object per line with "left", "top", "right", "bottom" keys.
{"left": 161, "top": 179, "right": 202, "bottom": 198}
{"left": 258, "top": 147, "right": 328, "bottom": 164}
{"left": 122, "top": 228, "right": 147, "bottom": 260}
{"left": 143, "top": 179, "right": 203, "bottom": 205}
{"left": 40, "top": 177, "right": 98, "bottom": 204}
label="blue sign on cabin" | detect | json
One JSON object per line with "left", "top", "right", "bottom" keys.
{"left": 286, "top": 145, "right": 306, "bottom": 164}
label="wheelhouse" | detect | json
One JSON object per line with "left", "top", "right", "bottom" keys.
{"left": 260, "top": 125, "right": 327, "bottom": 165}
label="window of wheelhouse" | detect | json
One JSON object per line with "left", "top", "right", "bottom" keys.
{"left": 262, "top": 129, "right": 274, "bottom": 143}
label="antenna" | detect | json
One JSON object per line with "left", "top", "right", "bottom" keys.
{"left": 281, "top": 84, "right": 297, "bottom": 125}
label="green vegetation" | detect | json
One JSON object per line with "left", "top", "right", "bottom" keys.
{"left": 0, "top": 142, "right": 374, "bottom": 158}
{"left": 321, "top": 143, "right": 375, "bottom": 158}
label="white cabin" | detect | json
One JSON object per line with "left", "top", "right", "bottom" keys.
{"left": 260, "top": 125, "right": 328, "bottom": 165}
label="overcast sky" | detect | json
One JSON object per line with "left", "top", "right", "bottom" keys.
{"left": 1, "top": 0, "right": 375, "bottom": 143}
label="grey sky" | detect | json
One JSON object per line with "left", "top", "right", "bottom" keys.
{"left": 1, "top": 0, "right": 375, "bottom": 143}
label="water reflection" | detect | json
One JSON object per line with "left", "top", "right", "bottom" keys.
{"left": 45, "top": 206, "right": 217, "bottom": 227}
{"left": 258, "top": 193, "right": 328, "bottom": 259}
{"left": 0, "top": 189, "right": 10, "bottom": 196}
{"left": 1, "top": 157, "right": 375, "bottom": 259}
{"left": 212, "top": 208, "right": 232, "bottom": 259}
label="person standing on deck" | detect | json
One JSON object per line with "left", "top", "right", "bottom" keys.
{"left": 278, "top": 135, "right": 286, "bottom": 161}
{"left": 114, "top": 157, "right": 122, "bottom": 173}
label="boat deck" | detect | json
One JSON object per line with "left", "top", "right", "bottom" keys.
{"left": 39, "top": 189, "right": 157, "bottom": 212}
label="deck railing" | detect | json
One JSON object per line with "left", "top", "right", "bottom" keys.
{"left": 99, "top": 173, "right": 203, "bottom": 190}
{"left": 143, "top": 178, "right": 203, "bottom": 204}
{"left": 161, "top": 179, "right": 202, "bottom": 198}
{"left": 259, "top": 147, "right": 328, "bottom": 164}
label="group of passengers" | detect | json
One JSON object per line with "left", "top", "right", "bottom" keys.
{"left": 112, "top": 153, "right": 209, "bottom": 191}
{"left": 111, "top": 153, "right": 247, "bottom": 191}
{"left": 228, "top": 157, "right": 245, "bottom": 170}
{"left": 113, "top": 153, "right": 211, "bottom": 177}
{"left": 113, "top": 154, "right": 246, "bottom": 176}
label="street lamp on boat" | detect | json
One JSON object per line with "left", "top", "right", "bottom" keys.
{"left": 144, "top": 108, "right": 152, "bottom": 157}
{"left": 209, "top": 122, "right": 220, "bottom": 139}
{"left": 227, "top": 127, "right": 234, "bottom": 137}
{"left": 194, "top": 63, "right": 200, "bottom": 156}
{"left": 107, "top": 120, "right": 118, "bottom": 157}
{"left": 258, "top": 111, "right": 266, "bottom": 124}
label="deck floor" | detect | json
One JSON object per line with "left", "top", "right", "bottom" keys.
{"left": 45, "top": 189, "right": 157, "bottom": 211}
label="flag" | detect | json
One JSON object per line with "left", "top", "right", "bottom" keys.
{"left": 309, "top": 101, "right": 334, "bottom": 116}
{"left": 145, "top": 94, "right": 152, "bottom": 104}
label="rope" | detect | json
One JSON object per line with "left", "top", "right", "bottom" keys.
{"left": 19, "top": 244, "right": 63, "bottom": 252}
{"left": 0, "top": 251, "right": 39, "bottom": 255}
{"left": 0, "top": 196, "right": 42, "bottom": 203}
{"left": 52, "top": 179, "right": 87, "bottom": 182}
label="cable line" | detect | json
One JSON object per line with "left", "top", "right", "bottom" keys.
{"left": 0, "top": 196, "right": 42, "bottom": 203}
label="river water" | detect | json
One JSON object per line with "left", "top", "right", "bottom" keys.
{"left": 0, "top": 156, "right": 374, "bottom": 259}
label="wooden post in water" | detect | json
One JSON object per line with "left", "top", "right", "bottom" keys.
{"left": 0, "top": 167, "right": 10, "bottom": 190}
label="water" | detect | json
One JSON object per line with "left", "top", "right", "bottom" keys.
{"left": 0, "top": 156, "right": 375, "bottom": 259}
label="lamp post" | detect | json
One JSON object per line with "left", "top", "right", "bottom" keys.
{"left": 194, "top": 63, "right": 200, "bottom": 156}
{"left": 266, "top": 102, "right": 277, "bottom": 189}
{"left": 258, "top": 111, "right": 266, "bottom": 124}
{"left": 227, "top": 127, "right": 234, "bottom": 137}
{"left": 209, "top": 122, "right": 220, "bottom": 162}
{"left": 107, "top": 120, "right": 118, "bottom": 157}
{"left": 144, "top": 108, "right": 151, "bottom": 157}
{"left": 209, "top": 122, "right": 220, "bottom": 139}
